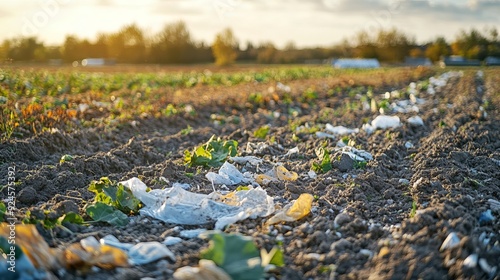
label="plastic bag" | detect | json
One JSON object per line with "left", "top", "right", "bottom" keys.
{"left": 267, "top": 193, "right": 314, "bottom": 224}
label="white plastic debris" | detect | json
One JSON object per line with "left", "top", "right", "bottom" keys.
{"left": 488, "top": 199, "right": 500, "bottom": 211}
{"left": 463, "top": 254, "right": 478, "bottom": 268}
{"left": 205, "top": 162, "right": 251, "bottom": 185}
{"left": 440, "top": 232, "right": 460, "bottom": 251}
{"left": 163, "top": 236, "right": 183, "bottom": 246}
{"left": 100, "top": 235, "right": 134, "bottom": 251}
{"left": 173, "top": 182, "right": 190, "bottom": 190}
{"left": 246, "top": 142, "right": 270, "bottom": 154}
{"left": 99, "top": 235, "right": 175, "bottom": 265}
{"left": 340, "top": 146, "right": 373, "bottom": 162}
{"left": 405, "top": 141, "right": 414, "bottom": 149}
{"left": 121, "top": 177, "right": 274, "bottom": 230}
{"left": 229, "top": 156, "right": 263, "bottom": 166}
{"left": 407, "top": 116, "right": 424, "bottom": 126}
{"left": 315, "top": 132, "right": 336, "bottom": 139}
{"left": 128, "top": 242, "right": 176, "bottom": 265}
{"left": 276, "top": 82, "right": 291, "bottom": 93}
{"left": 308, "top": 170, "right": 317, "bottom": 179}
{"left": 174, "top": 259, "right": 232, "bottom": 280}
{"left": 371, "top": 115, "right": 401, "bottom": 129}
{"left": 179, "top": 229, "right": 207, "bottom": 239}
{"left": 325, "top": 124, "right": 359, "bottom": 135}
{"left": 285, "top": 146, "right": 300, "bottom": 156}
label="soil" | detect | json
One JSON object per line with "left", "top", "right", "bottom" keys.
{"left": 1, "top": 68, "right": 499, "bottom": 280}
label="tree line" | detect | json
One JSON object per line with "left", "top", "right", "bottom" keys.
{"left": 0, "top": 21, "right": 498, "bottom": 65}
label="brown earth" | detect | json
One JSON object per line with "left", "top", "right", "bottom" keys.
{"left": 0, "top": 68, "right": 499, "bottom": 280}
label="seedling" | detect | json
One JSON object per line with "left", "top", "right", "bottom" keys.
{"left": 409, "top": 200, "right": 417, "bottom": 218}
{"left": 312, "top": 147, "right": 332, "bottom": 173}
{"left": 254, "top": 125, "right": 270, "bottom": 139}
{"left": 184, "top": 135, "right": 238, "bottom": 168}
{"left": 180, "top": 125, "right": 193, "bottom": 135}
{"left": 85, "top": 177, "right": 143, "bottom": 226}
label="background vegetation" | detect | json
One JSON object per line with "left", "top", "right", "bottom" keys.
{"left": 0, "top": 21, "right": 498, "bottom": 64}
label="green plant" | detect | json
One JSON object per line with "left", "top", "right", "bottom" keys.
{"left": 0, "top": 202, "right": 6, "bottom": 222}
{"left": 184, "top": 135, "right": 238, "bottom": 167}
{"left": 163, "top": 104, "right": 178, "bottom": 117}
{"left": 85, "top": 177, "right": 142, "bottom": 226}
{"left": 60, "top": 154, "right": 74, "bottom": 164}
{"left": 22, "top": 210, "right": 84, "bottom": 231}
{"left": 181, "top": 125, "right": 193, "bottom": 135}
{"left": 409, "top": 200, "right": 417, "bottom": 218}
{"left": 312, "top": 147, "right": 332, "bottom": 173}
{"left": 254, "top": 125, "right": 270, "bottom": 139}
{"left": 200, "top": 232, "right": 284, "bottom": 280}
{"left": 353, "top": 160, "right": 367, "bottom": 169}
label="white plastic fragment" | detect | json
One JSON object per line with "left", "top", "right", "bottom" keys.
{"left": 308, "top": 170, "right": 317, "bottom": 179}
{"left": 285, "top": 146, "right": 300, "bottom": 156}
{"left": 371, "top": 115, "right": 401, "bottom": 129}
{"left": 179, "top": 229, "right": 207, "bottom": 239}
{"left": 128, "top": 241, "right": 176, "bottom": 265}
{"left": 488, "top": 198, "right": 500, "bottom": 211}
{"left": 407, "top": 116, "right": 424, "bottom": 126}
{"left": 463, "top": 254, "right": 478, "bottom": 268}
{"left": 100, "top": 235, "right": 134, "bottom": 251}
{"left": 359, "top": 249, "right": 374, "bottom": 259}
{"left": 315, "top": 132, "right": 336, "bottom": 139}
{"left": 325, "top": 124, "right": 359, "bottom": 135}
{"left": 405, "top": 141, "right": 414, "bottom": 149}
{"left": 80, "top": 236, "right": 101, "bottom": 251}
{"left": 174, "top": 259, "right": 232, "bottom": 280}
{"left": 341, "top": 146, "right": 373, "bottom": 162}
{"left": 229, "top": 156, "right": 263, "bottom": 166}
{"left": 440, "top": 232, "right": 460, "bottom": 251}
{"left": 205, "top": 162, "right": 250, "bottom": 185}
{"left": 173, "top": 182, "right": 190, "bottom": 190}
{"left": 121, "top": 177, "right": 274, "bottom": 230}
{"left": 163, "top": 236, "right": 183, "bottom": 246}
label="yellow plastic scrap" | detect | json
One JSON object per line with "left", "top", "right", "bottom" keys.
{"left": 255, "top": 174, "right": 274, "bottom": 185}
{"left": 266, "top": 193, "right": 314, "bottom": 225}
{"left": 0, "top": 224, "right": 59, "bottom": 270}
{"left": 63, "top": 242, "right": 128, "bottom": 270}
{"left": 275, "top": 165, "right": 298, "bottom": 181}
{"left": 174, "top": 259, "right": 231, "bottom": 280}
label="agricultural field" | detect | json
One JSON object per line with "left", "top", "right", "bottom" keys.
{"left": 0, "top": 65, "right": 499, "bottom": 279}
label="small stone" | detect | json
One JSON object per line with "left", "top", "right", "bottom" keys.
{"left": 404, "top": 141, "right": 414, "bottom": 149}
{"left": 463, "top": 254, "right": 478, "bottom": 268}
{"left": 359, "top": 249, "right": 373, "bottom": 259}
{"left": 378, "top": 247, "right": 390, "bottom": 258}
{"left": 479, "top": 258, "right": 497, "bottom": 276}
{"left": 54, "top": 200, "right": 80, "bottom": 215}
{"left": 334, "top": 213, "right": 351, "bottom": 228}
{"left": 304, "top": 253, "right": 322, "bottom": 260}
{"left": 399, "top": 179, "right": 410, "bottom": 186}
{"left": 407, "top": 116, "right": 424, "bottom": 126}
{"left": 337, "top": 153, "right": 355, "bottom": 172}
{"left": 17, "top": 187, "right": 37, "bottom": 204}
{"left": 330, "top": 239, "right": 352, "bottom": 251}
{"left": 440, "top": 232, "right": 460, "bottom": 251}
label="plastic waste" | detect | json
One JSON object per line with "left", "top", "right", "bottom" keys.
{"left": 340, "top": 146, "right": 373, "bottom": 162}
{"left": 206, "top": 161, "right": 251, "bottom": 186}
{"left": 440, "top": 232, "right": 460, "bottom": 251}
{"left": 163, "top": 237, "right": 183, "bottom": 246}
{"left": 325, "top": 124, "right": 359, "bottom": 135}
{"left": 488, "top": 199, "right": 500, "bottom": 211}
{"left": 64, "top": 236, "right": 129, "bottom": 269}
{"left": 230, "top": 156, "right": 263, "bottom": 166}
{"left": 285, "top": 146, "right": 300, "bottom": 156}
{"left": 463, "top": 254, "right": 478, "bottom": 268}
{"left": 407, "top": 116, "right": 424, "bottom": 126}
{"left": 0, "top": 224, "right": 59, "bottom": 270}
{"left": 479, "top": 209, "right": 495, "bottom": 225}
{"left": 267, "top": 193, "right": 314, "bottom": 224}
{"left": 99, "top": 235, "right": 175, "bottom": 265}
{"left": 180, "top": 229, "right": 207, "bottom": 239}
{"left": 479, "top": 258, "right": 497, "bottom": 277}
{"left": 315, "top": 131, "right": 336, "bottom": 139}
{"left": 371, "top": 115, "right": 401, "bottom": 129}
{"left": 275, "top": 165, "right": 298, "bottom": 181}
{"left": 174, "top": 259, "right": 232, "bottom": 280}
{"left": 128, "top": 242, "right": 176, "bottom": 265}
{"left": 121, "top": 177, "right": 275, "bottom": 230}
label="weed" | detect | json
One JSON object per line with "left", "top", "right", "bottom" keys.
{"left": 409, "top": 200, "right": 417, "bottom": 218}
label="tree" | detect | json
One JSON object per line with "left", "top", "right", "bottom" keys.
{"left": 425, "top": 37, "right": 450, "bottom": 62}
{"left": 212, "top": 28, "right": 238, "bottom": 66}
{"left": 150, "top": 21, "right": 197, "bottom": 63}
{"left": 451, "top": 28, "right": 488, "bottom": 59}
{"left": 8, "top": 37, "right": 45, "bottom": 62}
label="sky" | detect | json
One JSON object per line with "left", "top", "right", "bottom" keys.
{"left": 0, "top": 0, "right": 499, "bottom": 48}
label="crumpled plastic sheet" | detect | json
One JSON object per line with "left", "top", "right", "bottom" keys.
{"left": 325, "top": 124, "right": 359, "bottom": 135}
{"left": 174, "top": 259, "right": 232, "bottom": 280}
{"left": 363, "top": 115, "right": 400, "bottom": 133}
{"left": 100, "top": 235, "right": 175, "bottom": 265}
{"left": 267, "top": 193, "right": 314, "bottom": 225}
{"left": 229, "top": 156, "right": 263, "bottom": 166}
{"left": 121, "top": 177, "right": 275, "bottom": 230}
{"left": 339, "top": 146, "right": 373, "bottom": 162}
{"left": 205, "top": 161, "right": 253, "bottom": 186}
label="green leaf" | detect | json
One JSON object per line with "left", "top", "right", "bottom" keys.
{"left": 116, "top": 184, "right": 142, "bottom": 213}
{"left": 261, "top": 247, "right": 285, "bottom": 267}
{"left": 254, "top": 125, "right": 270, "bottom": 139}
{"left": 0, "top": 202, "right": 5, "bottom": 222}
{"left": 184, "top": 136, "right": 239, "bottom": 167}
{"left": 86, "top": 202, "right": 129, "bottom": 226}
{"left": 201, "top": 232, "right": 264, "bottom": 280}
{"left": 59, "top": 212, "right": 84, "bottom": 225}
{"left": 312, "top": 147, "right": 332, "bottom": 173}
